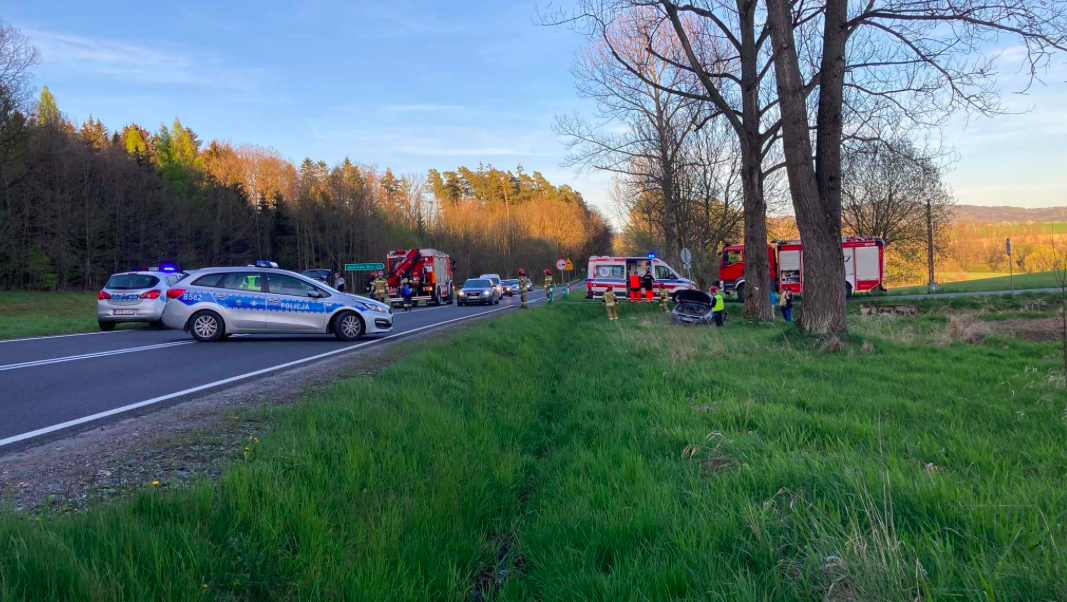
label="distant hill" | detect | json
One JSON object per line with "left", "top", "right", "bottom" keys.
{"left": 953, "top": 205, "right": 1067, "bottom": 223}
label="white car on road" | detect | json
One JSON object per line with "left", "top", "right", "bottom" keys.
{"left": 161, "top": 263, "right": 393, "bottom": 342}
{"left": 97, "top": 270, "right": 186, "bottom": 331}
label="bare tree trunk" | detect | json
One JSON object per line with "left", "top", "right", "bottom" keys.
{"left": 767, "top": 0, "right": 847, "bottom": 334}
{"left": 737, "top": 1, "right": 772, "bottom": 321}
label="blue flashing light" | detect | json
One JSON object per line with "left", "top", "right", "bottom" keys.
{"left": 647, "top": 252, "right": 657, "bottom": 259}
{"left": 255, "top": 260, "right": 279, "bottom": 268}
{"left": 159, "top": 262, "right": 178, "bottom": 273}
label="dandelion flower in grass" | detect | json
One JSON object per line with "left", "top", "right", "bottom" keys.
{"left": 152, "top": 480, "right": 160, "bottom": 486}
{"left": 244, "top": 447, "right": 250, "bottom": 453}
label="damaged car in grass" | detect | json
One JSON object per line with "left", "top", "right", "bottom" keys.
{"left": 671, "top": 290, "right": 716, "bottom": 325}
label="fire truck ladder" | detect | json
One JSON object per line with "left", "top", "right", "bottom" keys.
{"left": 387, "top": 249, "right": 421, "bottom": 287}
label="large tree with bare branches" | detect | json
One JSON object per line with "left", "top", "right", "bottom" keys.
{"left": 764, "top": 0, "right": 1067, "bottom": 332}
{"left": 545, "top": 0, "right": 796, "bottom": 320}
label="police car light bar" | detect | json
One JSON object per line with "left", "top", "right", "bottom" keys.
{"left": 254, "top": 260, "right": 280, "bottom": 268}
{"left": 159, "top": 262, "right": 179, "bottom": 273}
{"left": 647, "top": 252, "right": 657, "bottom": 259}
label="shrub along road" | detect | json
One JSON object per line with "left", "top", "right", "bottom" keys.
{"left": 1, "top": 302, "right": 1064, "bottom": 600}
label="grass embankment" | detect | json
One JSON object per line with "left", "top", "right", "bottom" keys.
{"left": 892, "top": 270, "right": 1062, "bottom": 295}
{"left": 2, "top": 304, "right": 1066, "bottom": 600}
{"left": 0, "top": 292, "right": 146, "bottom": 340}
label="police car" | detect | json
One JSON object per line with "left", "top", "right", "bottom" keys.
{"left": 97, "top": 268, "right": 186, "bottom": 331}
{"left": 161, "top": 261, "right": 393, "bottom": 342}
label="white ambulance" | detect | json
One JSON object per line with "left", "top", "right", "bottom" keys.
{"left": 585, "top": 254, "right": 697, "bottom": 300}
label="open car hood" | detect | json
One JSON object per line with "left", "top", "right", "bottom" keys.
{"left": 674, "top": 289, "right": 712, "bottom": 306}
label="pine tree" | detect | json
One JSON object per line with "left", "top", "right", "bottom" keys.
{"left": 36, "top": 85, "right": 59, "bottom": 126}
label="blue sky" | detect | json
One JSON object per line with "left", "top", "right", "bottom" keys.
{"left": 3, "top": 0, "right": 1065, "bottom": 220}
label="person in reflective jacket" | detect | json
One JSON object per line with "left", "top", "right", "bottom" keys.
{"left": 658, "top": 283, "right": 670, "bottom": 312}
{"left": 602, "top": 287, "right": 618, "bottom": 321}
{"left": 710, "top": 285, "right": 726, "bottom": 327}
{"left": 629, "top": 272, "right": 640, "bottom": 303}
{"left": 543, "top": 269, "right": 554, "bottom": 304}
{"left": 518, "top": 269, "right": 529, "bottom": 309}
{"left": 641, "top": 269, "right": 655, "bottom": 303}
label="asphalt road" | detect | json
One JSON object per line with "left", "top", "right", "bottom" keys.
{"left": 0, "top": 285, "right": 572, "bottom": 448}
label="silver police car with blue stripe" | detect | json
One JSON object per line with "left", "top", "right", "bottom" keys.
{"left": 161, "top": 262, "right": 392, "bottom": 342}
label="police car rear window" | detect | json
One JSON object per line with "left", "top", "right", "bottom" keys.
{"left": 191, "top": 274, "right": 225, "bottom": 288}
{"left": 105, "top": 274, "right": 159, "bottom": 290}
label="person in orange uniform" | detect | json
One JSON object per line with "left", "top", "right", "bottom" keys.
{"left": 629, "top": 271, "right": 640, "bottom": 303}
{"left": 641, "top": 268, "right": 655, "bottom": 303}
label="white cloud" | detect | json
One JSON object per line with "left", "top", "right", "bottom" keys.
{"left": 25, "top": 28, "right": 262, "bottom": 89}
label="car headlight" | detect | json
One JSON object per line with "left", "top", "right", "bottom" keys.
{"left": 352, "top": 300, "right": 385, "bottom": 312}
{"left": 458, "top": 291, "right": 466, "bottom": 296}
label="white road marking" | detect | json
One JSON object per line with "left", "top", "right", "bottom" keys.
{"left": 0, "top": 298, "right": 546, "bottom": 448}
{"left": 0, "top": 330, "right": 134, "bottom": 344}
{"left": 0, "top": 341, "right": 196, "bottom": 372}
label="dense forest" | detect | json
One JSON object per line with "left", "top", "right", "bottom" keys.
{"left": 0, "top": 86, "right": 612, "bottom": 291}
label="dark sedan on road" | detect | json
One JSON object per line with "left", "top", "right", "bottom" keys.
{"left": 456, "top": 278, "right": 500, "bottom": 306}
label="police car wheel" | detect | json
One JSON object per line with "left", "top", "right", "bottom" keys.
{"left": 98, "top": 321, "right": 116, "bottom": 332}
{"left": 333, "top": 312, "right": 364, "bottom": 341}
{"left": 189, "top": 311, "right": 224, "bottom": 342}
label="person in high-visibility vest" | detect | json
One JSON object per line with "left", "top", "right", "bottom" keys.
{"left": 628, "top": 272, "right": 640, "bottom": 303}
{"left": 518, "top": 269, "right": 529, "bottom": 309}
{"left": 373, "top": 272, "right": 389, "bottom": 303}
{"left": 602, "top": 286, "right": 619, "bottom": 321}
{"left": 543, "top": 269, "right": 554, "bottom": 304}
{"left": 710, "top": 285, "right": 726, "bottom": 327}
{"left": 658, "top": 283, "right": 670, "bottom": 313}
{"left": 641, "top": 269, "right": 655, "bottom": 303}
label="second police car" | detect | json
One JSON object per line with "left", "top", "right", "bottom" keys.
{"left": 161, "top": 262, "right": 392, "bottom": 342}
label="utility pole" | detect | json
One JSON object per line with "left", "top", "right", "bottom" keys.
{"left": 926, "top": 194, "right": 937, "bottom": 292}
{"left": 1007, "top": 238, "right": 1014, "bottom": 295}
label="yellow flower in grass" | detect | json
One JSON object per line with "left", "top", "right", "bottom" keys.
{"left": 152, "top": 480, "right": 160, "bottom": 487}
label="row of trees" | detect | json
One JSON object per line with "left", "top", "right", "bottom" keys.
{"left": 0, "top": 22, "right": 610, "bottom": 291}
{"left": 551, "top": 0, "right": 1066, "bottom": 332}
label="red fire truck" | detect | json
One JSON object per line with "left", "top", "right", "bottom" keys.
{"left": 718, "top": 236, "right": 886, "bottom": 298}
{"left": 385, "top": 248, "right": 454, "bottom": 307}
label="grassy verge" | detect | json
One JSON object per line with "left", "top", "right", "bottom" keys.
{"left": 0, "top": 292, "right": 148, "bottom": 340}
{"left": 890, "top": 270, "right": 1062, "bottom": 295}
{"left": 2, "top": 304, "right": 1065, "bottom": 600}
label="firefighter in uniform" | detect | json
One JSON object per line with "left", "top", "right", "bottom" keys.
{"left": 658, "top": 283, "right": 670, "bottom": 313}
{"left": 518, "top": 269, "right": 529, "bottom": 309}
{"left": 602, "top": 286, "right": 619, "bottom": 321}
{"left": 373, "top": 272, "right": 389, "bottom": 304}
{"left": 543, "top": 269, "right": 554, "bottom": 304}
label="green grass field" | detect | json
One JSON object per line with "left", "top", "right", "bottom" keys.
{"left": 2, "top": 303, "right": 1065, "bottom": 600}
{"left": 891, "top": 270, "right": 1063, "bottom": 295}
{"left": 0, "top": 291, "right": 150, "bottom": 340}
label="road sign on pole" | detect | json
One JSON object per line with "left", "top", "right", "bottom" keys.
{"left": 564, "top": 259, "right": 574, "bottom": 271}
{"left": 344, "top": 262, "right": 385, "bottom": 271}
{"left": 680, "top": 248, "right": 692, "bottom": 279}
{"left": 556, "top": 259, "right": 566, "bottom": 271}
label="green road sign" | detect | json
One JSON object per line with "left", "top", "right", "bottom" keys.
{"left": 344, "top": 263, "right": 385, "bottom": 271}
